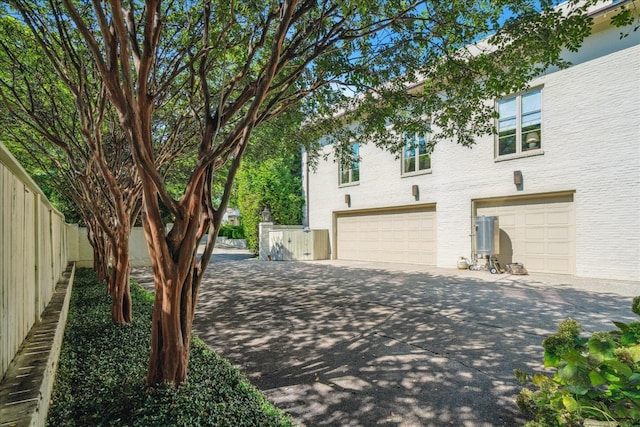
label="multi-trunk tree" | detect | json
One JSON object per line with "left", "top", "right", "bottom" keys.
{"left": 0, "top": 13, "right": 141, "bottom": 323}
{"left": 0, "top": 12, "right": 194, "bottom": 324}
{"left": 4, "top": 0, "right": 627, "bottom": 385}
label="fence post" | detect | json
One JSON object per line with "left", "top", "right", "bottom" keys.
{"left": 34, "top": 192, "right": 41, "bottom": 324}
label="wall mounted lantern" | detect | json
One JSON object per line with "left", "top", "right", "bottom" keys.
{"left": 411, "top": 184, "right": 419, "bottom": 200}
{"left": 261, "top": 206, "right": 272, "bottom": 222}
{"left": 513, "top": 170, "right": 523, "bottom": 186}
{"left": 344, "top": 194, "right": 351, "bottom": 207}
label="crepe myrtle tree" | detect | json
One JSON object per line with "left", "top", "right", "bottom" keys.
{"left": 0, "top": 13, "right": 142, "bottom": 324}
{"left": 5, "top": 0, "right": 628, "bottom": 385}
{"left": 1, "top": 114, "right": 139, "bottom": 293}
{"left": 0, "top": 12, "right": 194, "bottom": 324}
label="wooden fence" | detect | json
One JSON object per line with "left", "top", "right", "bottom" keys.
{"left": 0, "top": 143, "right": 69, "bottom": 380}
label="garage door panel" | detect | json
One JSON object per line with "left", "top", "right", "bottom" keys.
{"left": 525, "top": 242, "right": 545, "bottom": 254}
{"left": 406, "top": 218, "right": 425, "bottom": 229}
{"left": 548, "top": 227, "right": 570, "bottom": 240}
{"left": 337, "top": 207, "right": 436, "bottom": 266}
{"left": 380, "top": 228, "right": 395, "bottom": 238}
{"left": 548, "top": 258, "right": 571, "bottom": 273}
{"left": 499, "top": 214, "right": 516, "bottom": 227}
{"left": 477, "top": 194, "right": 574, "bottom": 274}
{"left": 416, "top": 229, "right": 435, "bottom": 240}
{"left": 548, "top": 212, "right": 570, "bottom": 225}
{"left": 548, "top": 242, "right": 570, "bottom": 255}
{"left": 526, "top": 257, "right": 546, "bottom": 270}
{"left": 407, "top": 238, "right": 431, "bottom": 251}
{"left": 525, "top": 213, "right": 545, "bottom": 226}
{"left": 524, "top": 227, "right": 546, "bottom": 240}
{"left": 388, "top": 240, "right": 403, "bottom": 251}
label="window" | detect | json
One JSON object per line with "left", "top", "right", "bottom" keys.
{"left": 339, "top": 142, "right": 359, "bottom": 185}
{"left": 497, "top": 89, "right": 542, "bottom": 157}
{"left": 402, "top": 129, "right": 431, "bottom": 175}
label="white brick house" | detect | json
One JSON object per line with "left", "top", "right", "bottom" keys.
{"left": 302, "top": 3, "right": 640, "bottom": 281}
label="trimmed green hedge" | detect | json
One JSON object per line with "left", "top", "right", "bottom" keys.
{"left": 47, "top": 268, "right": 293, "bottom": 427}
{"left": 219, "top": 224, "right": 245, "bottom": 239}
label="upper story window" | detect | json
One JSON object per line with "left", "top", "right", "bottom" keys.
{"left": 402, "top": 128, "right": 432, "bottom": 175}
{"left": 339, "top": 142, "right": 359, "bottom": 185}
{"left": 497, "top": 88, "right": 542, "bottom": 157}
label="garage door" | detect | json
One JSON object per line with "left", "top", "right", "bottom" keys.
{"left": 336, "top": 206, "right": 436, "bottom": 265}
{"left": 475, "top": 193, "right": 575, "bottom": 274}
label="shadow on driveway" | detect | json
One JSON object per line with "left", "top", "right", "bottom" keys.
{"left": 169, "top": 255, "right": 637, "bottom": 427}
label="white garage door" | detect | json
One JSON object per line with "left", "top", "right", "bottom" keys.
{"left": 476, "top": 194, "right": 575, "bottom": 274}
{"left": 336, "top": 206, "right": 436, "bottom": 265}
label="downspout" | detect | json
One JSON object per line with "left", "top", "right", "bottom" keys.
{"left": 470, "top": 199, "right": 476, "bottom": 263}
{"left": 302, "top": 148, "right": 310, "bottom": 228}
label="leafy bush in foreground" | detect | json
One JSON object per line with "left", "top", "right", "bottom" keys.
{"left": 47, "top": 268, "right": 293, "bottom": 427}
{"left": 515, "top": 297, "right": 640, "bottom": 426}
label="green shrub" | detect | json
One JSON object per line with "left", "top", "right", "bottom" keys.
{"left": 236, "top": 155, "right": 304, "bottom": 255}
{"left": 231, "top": 226, "right": 245, "bottom": 239}
{"left": 219, "top": 224, "right": 233, "bottom": 238}
{"left": 219, "top": 224, "right": 245, "bottom": 239}
{"left": 515, "top": 297, "right": 640, "bottom": 426}
{"left": 47, "top": 268, "right": 293, "bottom": 427}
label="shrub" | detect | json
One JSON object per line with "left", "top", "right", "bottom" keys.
{"left": 47, "top": 268, "right": 293, "bottom": 427}
{"left": 231, "top": 226, "right": 245, "bottom": 239}
{"left": 515, "top": 297, "right": 640, "bottom": 426}
{"left": 219, "top": 224, "right": 245, "bottom": 239}
{"left": 236, "top": 155, "right": 304, "bottom": 254}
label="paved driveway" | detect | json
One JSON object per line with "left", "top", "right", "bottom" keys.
{"left": 133, "top": 249, "right": 638, "bottom": 426}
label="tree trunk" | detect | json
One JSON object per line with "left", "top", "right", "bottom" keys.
{"left": 109, "top": 232, "right": 132, "bottom": 324}
{"left": 87, "top": 223, "right": 111, "bottom": 284}
{"left": 144, "top": 152, "right": 243, "bottom": 386}
{"left": 145, "top": 215, "right": 200, "bottom": 385}
{"left": 93, "top": 243, "right": 109, "bottom": 284}
{"left": 146, "top": 275, "right": 193, "bottom": 384}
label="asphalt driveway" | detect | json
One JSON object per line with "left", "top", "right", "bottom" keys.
{"left": 132, "top": 249, "right": 639, "bottom": 426}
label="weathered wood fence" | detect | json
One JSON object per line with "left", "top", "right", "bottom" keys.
{"left": 0, "top": 144, "right": 69, "bottom": 380}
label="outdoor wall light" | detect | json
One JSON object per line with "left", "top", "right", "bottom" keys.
{"left": 513, "top": 170, "right": 523, "bottom": 186}
{"left": 344, "top": 194, "right": 351, "bottom": 207}
{"left": 411, "top": 184, "right": 419, "bottom": 199}
{"left": 261, "top": 206, "right": 272, "bottom": 222}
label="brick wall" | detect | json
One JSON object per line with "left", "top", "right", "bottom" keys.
{"left": 305, "top": 21, "right": 640, "bottom": 281}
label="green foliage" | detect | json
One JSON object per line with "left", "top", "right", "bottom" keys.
{"left": 632, "top": 296, "right": 640, "bottom": 317}
{"left": 610, "top": 5, "right": 640, "bottom": 38}
{"left": 237, "top": 154, "right": 304, "bottom": 254}
{"left": 515, "top": 302, "right": 640, "bottom": 427}
{"left": 47, "top": 269, "right": 293, "bottom": 427}
{"left": 0, "top": 15, "right": 82, "bottom": 223}
{"left": 219, "top": 224, "right": 245, "bottom": 239}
